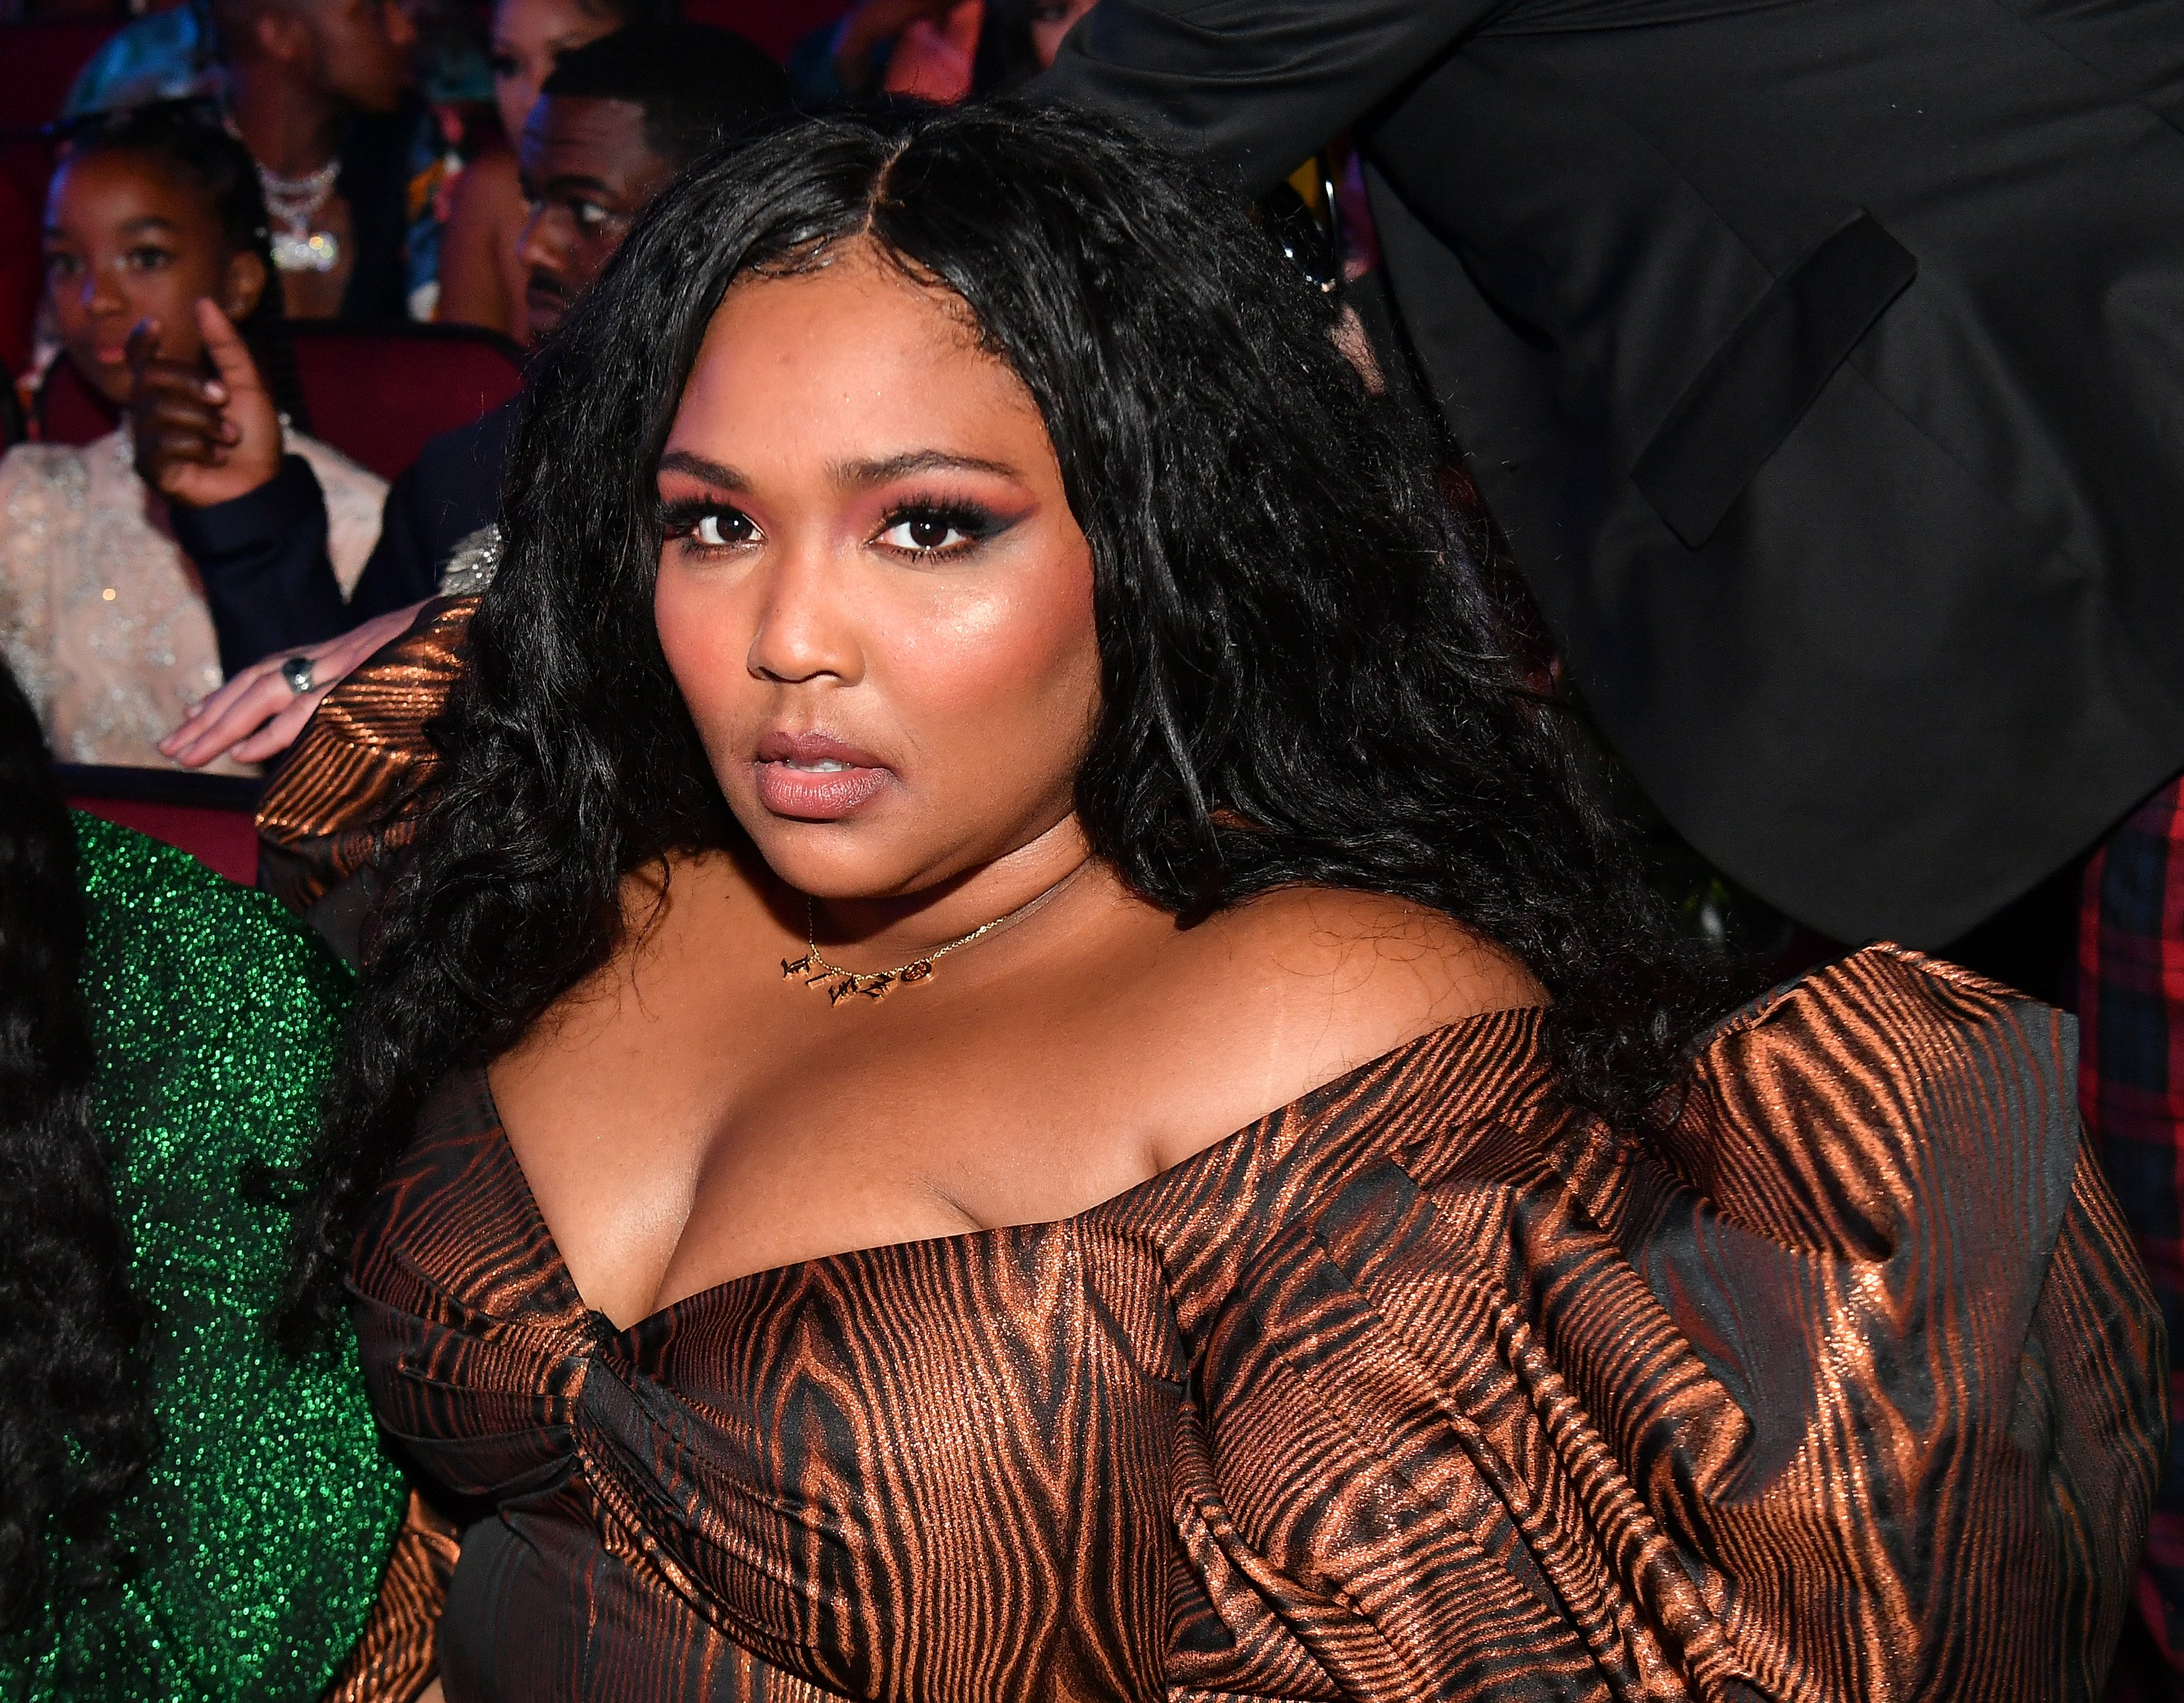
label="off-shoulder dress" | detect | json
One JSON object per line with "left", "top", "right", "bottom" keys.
{"left": 270, "top": 600, "right": 2167, "bottom": 1703}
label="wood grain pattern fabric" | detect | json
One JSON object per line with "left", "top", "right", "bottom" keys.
{"left": 258, "top": 595, "right": 476, "bottom": 916}
{"left": 342, "top": 947, "right": 2163, "bottom": 1702}
{"left": 322, "top": 1491, "right": 463, "bottom": 1703}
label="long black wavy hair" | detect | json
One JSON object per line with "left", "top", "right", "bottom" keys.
{"left": 55, "top": 99, "right": 311, "bottom": 432}
{"left": 0, "top": 663, "right": 152, "bottom": 1635}
{"left": 280, "top": 101, "right": 1725, "bottom": 1338}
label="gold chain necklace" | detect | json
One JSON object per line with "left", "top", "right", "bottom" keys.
{"left": 781, "top": 861, "right": 1088, "bottom": 1007}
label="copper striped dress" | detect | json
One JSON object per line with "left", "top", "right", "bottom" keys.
{"left": 272, "top": 603, "right": 2166, "bottom": 1703}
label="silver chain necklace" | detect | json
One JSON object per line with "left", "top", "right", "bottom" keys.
{"left": 256, "top": 159, "right": 342, "bottom": 273}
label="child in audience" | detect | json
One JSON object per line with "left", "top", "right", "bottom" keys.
{"left": 0, "top": 102, "right": 383, "bottom": 771}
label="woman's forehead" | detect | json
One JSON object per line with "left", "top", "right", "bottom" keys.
{"left": 664, "top": 249, "right": 1054, "bottom": 485}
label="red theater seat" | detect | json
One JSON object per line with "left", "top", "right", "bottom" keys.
{"left": 0, "top": 18, "right": 119, "bottom": 135}
{"left": 36, "top": 352, "right": 121, "bottom": 445}
{"left": 0, "top": 17, "right": 114, "bottom": 380}
{"left": 286, "top": 322, "right": 525, "bottom": 480}
{"left": 59, "top": 763, "right": 261, "bottom": 887}
{"left": 680, "top": 0, "right": 848, "bottom": 59}
{"left": 36, "top": 321, "right": 524, "bottom": 480}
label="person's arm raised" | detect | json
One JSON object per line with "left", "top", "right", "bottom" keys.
{"left": 128, "top": 297, "right": 283, "bottom": 507}
{"left": 145, "top": 298, "right": 360, "bottom": 669}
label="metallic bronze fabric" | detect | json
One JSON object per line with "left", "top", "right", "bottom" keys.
{"left": 346, "top": 947, "right": 2163, "bottom": 1702}
{"left": 257, "top": 596, "right": 476, "bottom": 916}
{"left": 325, "top": 1493, "right": 464, "bottom": 1703}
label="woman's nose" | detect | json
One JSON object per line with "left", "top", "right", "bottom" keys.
{"left": 746, "top": 547, "right": 861, "bottom": 686}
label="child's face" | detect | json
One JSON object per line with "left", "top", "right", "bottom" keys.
{"left": 42, "top": 150, "right": 265, "bottom": 408}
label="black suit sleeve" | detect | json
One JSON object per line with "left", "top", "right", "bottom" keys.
{"left": 170, "top": 455, "right": 450, "bottom": 675}
{"left": 1037, "top": 0, "right": 1493, "bottom": 197}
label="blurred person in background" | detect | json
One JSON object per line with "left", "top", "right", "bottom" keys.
{"left": 65, "top": 0, "right": 429, "bottom": 322}
{"left": 215, "top": 0, "right": 421, "bottom": 321}
{"left": 0, "top": 652, "right": 418, "bottom": 1698}
{"left": 786, "top": 0, "right": 1092, "bottom": 106}
{"left": 143, "top": 21, "right": 790, "bottom": 771}
{"left": 432, "top": 0, "right": 670, "bottom": 342}
{"left": 64, "top": 0, "right": 495, "bottom": 326}
{"left": 1, "top": 102, "right": 382, "bottom": 771}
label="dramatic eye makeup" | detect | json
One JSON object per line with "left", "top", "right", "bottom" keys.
{"left": 656, "top": 488, "right": 1016, "bottom": 561}
{"left": 659, "top": 497, "right": 759, "bottom": 551}
{"left": 872, "top": 495, "right": 1006, "bottom": 558}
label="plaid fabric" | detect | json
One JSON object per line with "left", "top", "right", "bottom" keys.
{"left": 2082, "top": 772, "right": 2184, "bottom": 1689}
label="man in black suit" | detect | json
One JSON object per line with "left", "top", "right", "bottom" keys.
{"left": 1043, "top": 5, "right": 2184, "bottom": 1678}
{"left": 1043, "top": 0, "right": 2184, "bottom": 954}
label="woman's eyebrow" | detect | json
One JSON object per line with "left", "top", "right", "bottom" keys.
{"left": 658, "top": 449, "right": 747, "bottom": 490}
{"left": 835, "top": 450, "right": 1021, "bottom": 486}
{"left": 117, "top": 215, "right": 180, "bottom": 235}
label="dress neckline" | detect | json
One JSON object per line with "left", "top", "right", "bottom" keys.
{"left": 476, "top": 1000, "right": 1549, "bottom": 1340}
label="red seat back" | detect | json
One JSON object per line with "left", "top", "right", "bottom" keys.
{"left": 36, "top": 353, "right": 122, "bottom": 445}
{"left": 0, "top": 19, "right": 121, "bottom": 134}
{"left": 59, "top": 763, "right": 260, "bottom": 887}
{"left": 35, "top": 322, "right": 525, "bottom": 480}
{"left": 288, "top": 322, "right": 524, "bottom": 480}
{"left": 680, "top": 0, "right": 849, "bottom": 60}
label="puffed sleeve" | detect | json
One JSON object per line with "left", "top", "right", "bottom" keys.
{"left": 1168, "top": 947, "right": 2164, "bottom": 1701}
{"left": 257, "top": 594, "right": 475, "bottom": 925}
{"left": 322, "top": 1491, "right": 462, "bottom": 1703}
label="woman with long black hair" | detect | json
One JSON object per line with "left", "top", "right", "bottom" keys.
{"left": 0, "top": 655, "right": 415, "bottom": 1700}
{"left": 270, "top": 102, "right": 2161, "bottom": 1701}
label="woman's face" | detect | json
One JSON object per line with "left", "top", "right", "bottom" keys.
{"left": 42, "top": 150, "right": 264, "bottom": 407}
{"left": 490, "top": 0, "right": 616, "bottom": 150}
{"left": 653, "top": 240, "right": 1102, "bottom": 903}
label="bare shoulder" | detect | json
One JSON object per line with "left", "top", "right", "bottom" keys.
{"left": 447, "top": 147, "right": 521, "bottom": 218}
{"left": 1196, "top": 885, "right": 1545, "bottom": 1058}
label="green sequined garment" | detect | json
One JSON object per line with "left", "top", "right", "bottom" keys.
{"left": 0, "top": 817, "right": 404, "bottom": 1702}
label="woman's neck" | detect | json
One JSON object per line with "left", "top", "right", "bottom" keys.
{"left": 226, "top": 60, "right": 346, "bottom": 179}
{"left": 805, "top": 816, "right": 1099, "bottom": 966}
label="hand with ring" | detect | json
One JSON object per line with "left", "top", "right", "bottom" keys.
{"left": 159, "top": 602, "right": 428, "bottom": 769}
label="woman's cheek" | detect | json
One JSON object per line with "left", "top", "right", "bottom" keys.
{"left": 654, "top": 564, "right": 720, "bottom": 716}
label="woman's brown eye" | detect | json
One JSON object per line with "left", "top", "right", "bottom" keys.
{"left": 881, "top": 515, "right": 970, "bottom": 552}
{"left": 694, "top": 511, "right": 753, "bottom": 547}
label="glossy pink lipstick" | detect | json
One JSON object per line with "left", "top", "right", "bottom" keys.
{"left": 752, "top": 730, "right": 893, "bottom": 820}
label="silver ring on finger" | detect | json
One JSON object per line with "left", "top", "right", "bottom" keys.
{"left": 279, "top": 654, "right": 315, "bottom": 696}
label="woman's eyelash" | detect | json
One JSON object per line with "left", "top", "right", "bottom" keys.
{"left": 658, "top": 498, "right": 751, "bottom": 546}
{"left": 875, "top": 498, "right": 1001, "bottom": 547}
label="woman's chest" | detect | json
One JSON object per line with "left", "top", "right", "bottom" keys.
{"left": 358, "top": 1118, "right": 1188, "bottom": 1697}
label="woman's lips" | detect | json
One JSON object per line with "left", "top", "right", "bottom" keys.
{"left": 752, "top": 731, "right": 893, "bottom": 821}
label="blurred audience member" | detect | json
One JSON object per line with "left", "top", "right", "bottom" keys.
{"left": 788, "top": 0, "right": 1092, "bottom": 105}
{"left": 434, "top": 0, "right": 668, "bottom": 342}
{"left": 215, "top": 0, "right": 421, "bottom": 321}
{"left": 62, "top": 0, "right": 222, "bottom": 118}
{"left": 1, "top": 103, "right": 382, "bottom": 771}
{"left": 157, "top": 22, "right": 789, "bottom": 770}
{"left": 66, "top": 0, "right": 493, "bottom": 324}
{"left": 787, "top": 0, "right": 961, "bottom": 103}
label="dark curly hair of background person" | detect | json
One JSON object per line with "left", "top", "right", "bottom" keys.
{"left": 0, "top": 664, "right": 152, "bottom": 1640}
